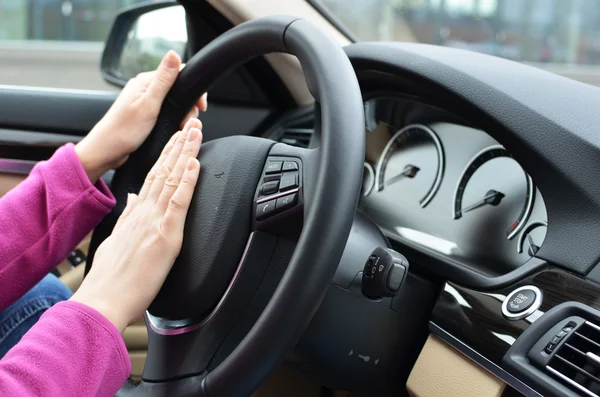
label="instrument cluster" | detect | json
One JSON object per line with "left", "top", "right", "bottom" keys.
{"left": 359, "top": 96, "right": 547, "bottom": 274}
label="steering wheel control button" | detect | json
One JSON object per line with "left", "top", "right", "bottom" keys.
{"left": 265, "top": 161, "right": 283, "bottom": 174}
{"left": 276, "top": 193, "right": 297, "bottom": 211}
{"left": 362, "top": 247, "right": 409, "bottom": 299}
{"left": 282, "top": 161, "right": 299, "bottom": 172}
{"left": 280, "top": 172, "right": 299, "bottom": 190}
{"left": 501, "top": 285, "right": 542, "bottom": 320}
{"left": 261, "top": 181, "right": 280, "bottom": 195}
{"left": 256, "top": 199, "right": 276, "bottom": 220}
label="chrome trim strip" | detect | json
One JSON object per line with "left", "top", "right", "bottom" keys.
{"left": 146, "top": 232, "right": 256, "bottom": 336}
{"left": 374, "top": 123, "right": 444, "bottom": 208}
{"left": 517, "top": 220, "right": 548, "bottom": 254}
{"left": 430, "top": 322, "right": 542, "bottom": 397}
{"left": 0, "top": 84, "right": 116, "bottom": 97}
{"left": 362, "top": 162, "right": 374, "bottom": 197}
{"left": 0, "top": 158, "right": 36, "bottom": 175}
{"left": 508, "top": 173, "right": 535, "bottom": 240}
{"left": 501, "top": 285, "right": 543, "bottom": 321}
{"left": 546, "top": 366, "right": 599, "bottom": 397}
{"left": 256, "top": 187, "right": 299, "bottom": 204}
{"left": 586, "top": 351, "right": 600, "bottom": 366}
{"left": 585, "top": 320, "right": 600, "bottom": 333}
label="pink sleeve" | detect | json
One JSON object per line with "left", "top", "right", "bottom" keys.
{"left": 0, "top": 143, "right": 115, "bottom": 311}
{"left": 0, "top": 301, "right": 131, "bottom": 397}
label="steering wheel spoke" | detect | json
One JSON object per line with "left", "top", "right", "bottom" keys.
{"left": 140, "top": 231, "right": 278, "bottom": 383}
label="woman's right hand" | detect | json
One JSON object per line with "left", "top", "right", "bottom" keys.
{"left": 71, "top": 118, "right": 203, "bottom": 333}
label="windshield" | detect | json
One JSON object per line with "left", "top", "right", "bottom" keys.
{"left": 319, "top": 0, "right": 600, "bottom": 82}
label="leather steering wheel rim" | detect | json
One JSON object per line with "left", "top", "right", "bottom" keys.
{"left": 89, "top": 15, "right": 365, "bottom": 396}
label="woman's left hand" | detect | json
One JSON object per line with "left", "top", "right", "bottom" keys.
{"left": 74, "top": 50, "right": 207, "bottom": 183}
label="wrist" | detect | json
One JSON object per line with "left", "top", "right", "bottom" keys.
{"left": 74, "top": 139, "right": 111, "bottom": 184}
{"left": 70, "top": 291, "right": 129, "bottom": 333}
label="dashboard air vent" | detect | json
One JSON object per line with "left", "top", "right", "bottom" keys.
{"left": 265, "top": 105, "right": 315, "bottom": 149}
{"left": 547, "top": 321, "right": 600, "bottom": 396}
{"left": 278, "top": 127, "right": 312, "bottom": 148}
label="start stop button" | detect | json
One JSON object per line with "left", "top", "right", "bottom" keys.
{"left": 501, "top": 285, "right": 542, "bottom": 320}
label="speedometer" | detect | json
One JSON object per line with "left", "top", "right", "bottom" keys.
{"left": 375, "top": 124, "right": 444, "bottom": 208}
{"left": 453, "top": 146, "right": 534, "bottom": 240}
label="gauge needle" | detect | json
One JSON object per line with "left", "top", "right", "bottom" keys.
{"left": 462, "top": 189, "right": 505, "bottom": 214}
{"left": 385, "top": 164, "right": 420, "bottom": 187}
{"left": 527, "top": 234, "right": 540, "bottom": 256}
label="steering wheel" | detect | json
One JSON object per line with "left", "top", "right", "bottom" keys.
{"left": 89, "top": 15, "right": 364, "bottom": 397}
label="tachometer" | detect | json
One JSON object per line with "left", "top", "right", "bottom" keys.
{"left": 375, "top": 124, "right": 444, "bottom": 208}
{"left": 453, "top": 146, "right": 534, "bottom": 240}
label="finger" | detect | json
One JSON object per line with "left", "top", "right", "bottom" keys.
{"left": 158, "top": 125, "right": 202, "bottom": 210}
{"left": 162, "top": 158, "right": 200, "bottom": 236}
{"left": 179, "top": 106, "right": 200, "bottom": 130}
{"left": 146, "top": 118, "right": 198, "bottom": 202}
{"left": 196, "top": 93, "right": 208, "bottom": 112}
{"left": 115, "top": 193, "right": 138, "bottom": 229}
{"left": 146, "top": 50, "right": 181, "bottom": 100}
{"left": 138, "top": 131, "right": 179, "bottom": 200}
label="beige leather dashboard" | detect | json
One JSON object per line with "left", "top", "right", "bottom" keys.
{"left": 407, "top": 335, "right": 506, "bottom": 397}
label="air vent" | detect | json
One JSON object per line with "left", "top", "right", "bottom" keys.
{"left": 547, "top": 321, "right": 600, "bottom": 396}
{"left": 264, "top": 106, "right": 315, "bottom": 148}
{"left": 278, "top": 127, "right": 312, "bottom": 148}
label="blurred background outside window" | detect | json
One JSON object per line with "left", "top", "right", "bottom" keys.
{"left": 320, "top": 0, "right": 600, "bottom": 86}
{"left": 1, "top": 0, "right": 600, "bottom": 90}
{"left": 0, "top": 0, "right": 146, "bottom": 90}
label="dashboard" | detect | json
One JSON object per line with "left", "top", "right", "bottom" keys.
{"left": 262, "top": 42, "right": 600, "bottom": 397}
{"left": 358, "top": 96, "right": 547, "bottom": 276}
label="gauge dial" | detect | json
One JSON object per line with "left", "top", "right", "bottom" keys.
{"left": 362, "top": 162, "right": 375, "bottom": 196}
{"left": 453, "top": 146, "right": 534, "bottom": 240}
{"left": 375, "top": 124, "right": 444, "bottom": 208}
{"left": 517, "top": 221, "right": 547, "bottom": 256}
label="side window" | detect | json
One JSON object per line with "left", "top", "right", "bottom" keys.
{"left": 0, "top": 1, "right": 148, "bottom": 90}
{"left": 0, "top": 1, "right": 283, "bottom": 107}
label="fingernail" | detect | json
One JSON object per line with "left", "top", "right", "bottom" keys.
{"left": 184, "top": 118, "right": 194, "bottom": 131}
{"left": 189, "top": 128, "right": 199, "bottom": 141}
{"left": 164, "top": 50, "right": 180, "bottom": 69}
{"left": 202, "top": 93, "right": 208, "bottom": 111}
{"left": 187, "top": 158, "right": 199, "bottom": 170}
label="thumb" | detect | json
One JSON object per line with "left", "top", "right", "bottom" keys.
{"left": 147, "top": 50, "right": 181, "bottom": 100}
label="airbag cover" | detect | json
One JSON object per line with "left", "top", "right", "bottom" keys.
{"left": 149, "top": 136, "right": 274, "bottom": 320}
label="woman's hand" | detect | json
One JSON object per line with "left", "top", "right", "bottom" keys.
{"left": 71, "top": 118, "right": 203, "bottom": 332}
{"left": 75, "top": 50, "right": 208, "bottom": 183}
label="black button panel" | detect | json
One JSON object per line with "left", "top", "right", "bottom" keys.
{"left": 276, "top": 193, "right": 297, "bottom": 211}
{"left": 256, "top": 200, "right": 276, "bottom": 220}
{"left": 265, "top": 161, "right": 283, "bottom": 174}
{"left": 544, "top": 322, "right": 576, "bottom": 354}
{"left": 280, "top": 172, "right": 299, "bottom": 190}
{"left": 261, "top": 180, "right": 279, "bottom": 195}
{"left": 254, "top": 156, "right": 302, "bottom": 221}
{"left": 282, "top": 161, "right": 299, "bottom": 172}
